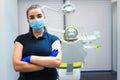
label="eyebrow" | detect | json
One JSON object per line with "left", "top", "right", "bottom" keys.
{"left": 28, "top": 15, "right": 34, "bottom": 19}
{"left": 29, "top": 15, "right": 34, "bottom": 17}
{"left": 29, "top": 13, "right": 42, "bottom": 17}
{"left": 38, "top": 14, "right": 42, "bottom": 16}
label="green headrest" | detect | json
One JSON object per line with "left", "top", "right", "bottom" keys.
{"left": 64, "top": 25, "right": 78, "bottom": 41}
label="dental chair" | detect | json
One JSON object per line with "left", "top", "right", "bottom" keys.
{"left": 57, "top": 26, "right": 87, "bottom": 80}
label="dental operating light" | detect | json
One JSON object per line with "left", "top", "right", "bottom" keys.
{"left": 42, "top": 0, "right": 76, "bottom": 15}
{"left": 61, "top": 1, "right": 76, "bottom": 14}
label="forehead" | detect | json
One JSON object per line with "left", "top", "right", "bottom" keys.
{"left": 28, "top": 8, "right": 43, "bottom": 16}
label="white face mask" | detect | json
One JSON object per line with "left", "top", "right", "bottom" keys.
{"left": 30, "top": 18, "right": 45, "bottom": 32}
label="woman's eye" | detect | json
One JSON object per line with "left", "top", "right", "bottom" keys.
{"left": 37, "top": 14, "right": 42, "bottom": 18}
{"left": 29, "top": 16, "right": 35, "bottom": 20}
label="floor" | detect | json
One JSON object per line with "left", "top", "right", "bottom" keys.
{"left": 80, "top": 71, "right": 117, "bottom": 80}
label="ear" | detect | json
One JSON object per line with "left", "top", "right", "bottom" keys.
{"left": 44, "top": 16, "right": 46, "bottom": 19}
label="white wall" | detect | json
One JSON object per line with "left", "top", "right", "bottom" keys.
{"left": 117, "top": 0, "right": 120, "bottom": 79}
{"left": 0, "top": 0, "right": 19, "bottom": 80}
{"left": 65, "top": 0, "right": 112, "bottom": 71}
{"left": 18, "top": 0, "right": 64, "bottom": 37}
{"left": 18, "top": 0, "right": 113, "bottom": 71}
{"left": 112, "top": 2, "right": 117, "bottom": 71}
{"left": 0, "top": 0, "right": 119, "bottom": 79}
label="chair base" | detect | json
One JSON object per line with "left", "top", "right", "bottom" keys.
{"left": 57, "top": 68, "right": 81, "bottom": 80}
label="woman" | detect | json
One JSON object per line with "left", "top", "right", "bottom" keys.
{"left": 12, "top": 4, "right": 62, "bottom": 80}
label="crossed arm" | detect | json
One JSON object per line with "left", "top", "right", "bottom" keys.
{"left": 12, "top": 40, "right": 62, "bottom": 72}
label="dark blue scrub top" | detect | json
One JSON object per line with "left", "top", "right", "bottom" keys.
{"left": 14, "top": 31, "right": 60, "bottom": 80}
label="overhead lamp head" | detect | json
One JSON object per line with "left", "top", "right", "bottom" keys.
{"left": 41, "top": 1, "right": 76, "bottom": 15}
{"left": 61, "top": 1, "right": 76, "bottom": 14}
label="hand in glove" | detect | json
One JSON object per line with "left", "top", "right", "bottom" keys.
{"left": 21, "top": 55, "right": 31, "bottom": 63}
{"left": 50, "top": 49, "right": 59, "bottom": 57}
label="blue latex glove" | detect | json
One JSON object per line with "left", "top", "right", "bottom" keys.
{"left": 50, "top": 49, "right": 59, "bottom": 57}
{"left": 21, "top": 55, "right": 31, "bottom": 63}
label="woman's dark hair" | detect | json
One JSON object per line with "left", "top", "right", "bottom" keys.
{"left": 26, "top": 4, "right": 47, "bottom": 32}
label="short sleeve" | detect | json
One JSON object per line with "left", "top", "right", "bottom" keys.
{"left": 50, "top": 34, "right": 60, "bottom": 44}
{"left": 14, "top": 35, "right": 24, "bottom": 46}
